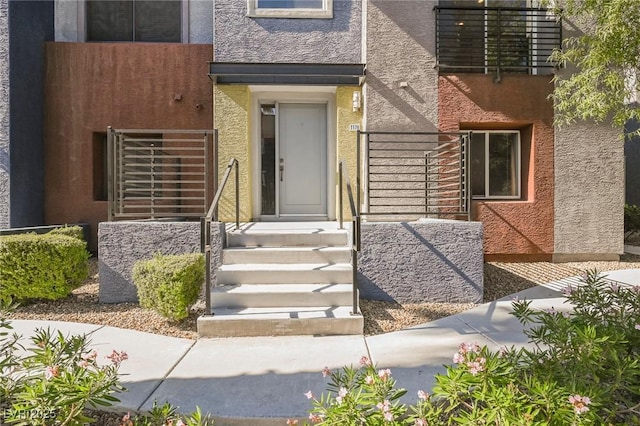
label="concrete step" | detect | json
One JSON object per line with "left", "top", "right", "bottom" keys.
{"left": 211, "top": 284, "right": 354, "bottom": 308}
{"left": 197, "top": 306, "right": 364, "bottom": 337}
{"left": 227, "top": 229, "right": 349, "bottom": 248}
{"left": 222, "top": 246, "right": 352, "bottom": 265}
{"left": 217, "top": 263, "right": 353, "bottom": 285}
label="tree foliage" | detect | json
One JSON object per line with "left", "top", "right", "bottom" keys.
{"left": 547, "top": 0, "right": 640, "bottom": 131}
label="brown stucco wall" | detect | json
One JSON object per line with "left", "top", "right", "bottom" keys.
{"left": 439, "top": 74, "right": 555, "bottom": 259}
{"left": 44, "top": 42, "right": 213, "bottom": 251}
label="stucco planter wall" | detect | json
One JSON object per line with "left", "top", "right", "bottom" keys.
{"left": 98, "top": 221, "right": 224, "bottom": 303}
{"left": 358, "top": 220, "right": 483, "bottom": 303}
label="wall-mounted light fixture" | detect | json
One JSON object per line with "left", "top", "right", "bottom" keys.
{"left": 352, "top": 91, "right": 361, "bottom": 112}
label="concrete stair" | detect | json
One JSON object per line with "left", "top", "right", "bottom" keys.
{"left": 197, "top": 222, "right": 363, "bottom": 338}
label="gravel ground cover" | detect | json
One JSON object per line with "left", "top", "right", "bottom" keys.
{"left": 7, "top": 253, "right": 640, "bottom": 338}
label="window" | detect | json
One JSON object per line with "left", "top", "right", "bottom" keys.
{"left": 86, "top": 0, "right": 182, "bottom": 42}
{"left": 471, "top": 131, "right": 520, "bottom": 199}
{"left": 247, "top": 0, "right": 333, "bottom": 19}
{"left": 435, "top": 0, "right": 561, "bottom": 75}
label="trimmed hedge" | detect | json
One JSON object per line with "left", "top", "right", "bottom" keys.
{"left": 0, "top": 233, "right": 89, "bottom": 301}
{"left": 47, "top": 225, "right": 85, "bottom": 241}
{"left": 132, "top": 253, "right": 205, "bottom": 321}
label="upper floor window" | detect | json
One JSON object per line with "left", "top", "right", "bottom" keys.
{"left": 471, "top": 131, "right": 521, "bottom": 199}
{"left": 247, "top": 0, "right": 333, "bottom": 19}
{"left": 435, "top": 0, "right": 561, "bottom": 75}
{"left": 86, "top": 0, "right": 182, "bottom": 42}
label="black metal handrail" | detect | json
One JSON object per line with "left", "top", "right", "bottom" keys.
{"left": 435, "top": 5, "right": 562, "bottom": 77}
{"left": 200, "top": 157, "right": 239, "bottom": 316}
{"left": 338, "top": 159, "right": 360, "bottom": 316}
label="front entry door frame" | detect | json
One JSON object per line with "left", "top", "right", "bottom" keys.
{"left": 249, "top": 86, "right": 337, "bottom": 220}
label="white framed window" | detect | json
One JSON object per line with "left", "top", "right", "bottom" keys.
{"left": 85, "top": 0, "right": 185, "bottom": 42}
{"left": 470, "top": 131, "right": 521, "bottom": 199}
{"left": 247, "top": 0, "right": 333, "bottom": 19}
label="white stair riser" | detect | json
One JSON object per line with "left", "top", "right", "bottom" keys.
{"left": 223, "top": 248, "right": 351, "bottom": 264}
{"left": 217, "top": 269, "right": 352, "bottom": 285}
{"left": 211, "top": 288, "right": 353, "bottom": 308}
{"left": 227, "top": 232, "right": 349, "bottom": 248}
{"left": 197, "top": 316, "right": 363, "bottom": 338}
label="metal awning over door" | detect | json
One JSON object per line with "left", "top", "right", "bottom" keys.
{"left": 208, "top": 62, "right": 366, "bottom": 85}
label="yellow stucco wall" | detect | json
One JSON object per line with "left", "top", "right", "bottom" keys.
{"left": 214, "top": 85, "right": 252, "bottom": 221}
{"left": 336, "top": 86, "right": 363, "bottom": 221}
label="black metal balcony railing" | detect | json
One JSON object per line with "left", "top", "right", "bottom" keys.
{"left": 435, "top": 6, "right": 562, "bottom": 76}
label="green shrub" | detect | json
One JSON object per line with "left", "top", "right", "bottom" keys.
{"left": 624, "top": 204, "right": 640, "bottom": 240}
{"left": 133, "top": 253, "right": 205, "bottom": 321}
{"left": 47, "top": 225, "right": 85, "bottom": 242}
{"left": 0, "top": 233, "right": 89, "bottom": 301}
{"left": 306, "top": 270, "right": 640, "bottom": 425}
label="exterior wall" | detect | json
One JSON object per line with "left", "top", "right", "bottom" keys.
{"left": 0, "top": 0, "right": 8, "bottom": 229}
{"left": 359, "top": 220, "right": 483, "bottom": 303}
{"left": 55, "top": 0, "right": 213, "bottom": 44}
{"left": 553, "top": 121, "right": 624, "bottom": 260}
{"left": 439, "top": 74, "right": 555, "bottom": 259}
{"left": 365, "top": 0, "right": 438, "bottom": 132}
{"left": 214, "top": 85, "right": 252, "bottom": 222}
{"left": 213, "top": 0, "right": 361, "bottom": 63}
{"left": 336, "top": 86, "right": 362, "bottom": 220}
{"left": 98, "top": 221, "right": 224, "bottom": 303}
{"left": 44, "top": 42, "right": 214, "bottom": 251}
{"left": 8, "top": 1, "right": 53, "bottom": 227}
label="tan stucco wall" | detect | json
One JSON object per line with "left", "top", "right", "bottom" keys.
{"left": 336, "top": 86, "right": 362, "bottom": 221}
{"left": 214, "top": 85, "right": 252, "bottom": 222}
{"left": 365, "top": 0, "right": 438, "bottom": 132}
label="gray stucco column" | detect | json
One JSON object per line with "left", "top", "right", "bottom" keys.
{"left": 0, "top": 0, "right": 8, "bottom": 229}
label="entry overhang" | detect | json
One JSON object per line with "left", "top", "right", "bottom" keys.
{"left": 209, "top": 62, "right": 366, "bottom": 86}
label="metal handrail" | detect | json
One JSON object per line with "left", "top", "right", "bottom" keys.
{"left": 201, "top": 158, "right": 239, "bottom": 316}
{"left": 338, "top": 159, "right": 360, "bottom": 315}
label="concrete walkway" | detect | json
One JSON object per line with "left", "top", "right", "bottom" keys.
{"left": 8, "top": 269, "right": 640, "bottom": 425}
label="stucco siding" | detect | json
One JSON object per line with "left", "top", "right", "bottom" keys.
{"left": 365, "top": 0, "right": 438, "bottom": 132}
{"left": 553, "top": 121, "right": 624, "bottom": 259}
{"left": 0, "top": 0, "right": 8, "bottom": 229}
{"left": 439, "top": 74, "right": 555, "bottom": 258}
{"left": 336, "top": 86, "right": 362, "bottom": 220}
{"left": 214, "top": 85, "right": 252, "bottom": 221}
{"left": 214, "top": 0, "right": 361, "bottom": 63}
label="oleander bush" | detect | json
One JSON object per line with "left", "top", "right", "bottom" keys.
{"left": 0, "top": 300, "right": 126, "bottom": 426}
{"left": 133, "top": 253, "right": 205, "bottom": 321}
{"left": 0, "top": 232, "right": 89, "bottom": 301}
{"left": 303, "top": 270, "right": 640, "bottom": 425}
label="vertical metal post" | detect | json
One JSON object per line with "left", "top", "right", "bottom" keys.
{"left": 425, "top": 151, "right": 429, "bottom": 216}
{"left": 459, "top": 138, "right": 464, "bottom": 214}
{"left": 213, "top": 129, "right": 219, "bottom": 221}
{"left": 466, "top": 132, "right": 473, "bottom": 222}
{"left": 356, "top": 130, "right": 361, "bottom": 215}
{"left": 351, "top": 216, "right": 359, "bottom": 316}
{"left": 204, "top": 133, "right": 209, "bottom": 215}
{"left": 150, "top": 143, "right": 155, "bottom": 218}
{"left": 365, "top": 133, "right": 370, "bottom": 214}
{"left": 201, "top": 216, "right": 212, "bottom": 316}
{"left": 234, "top": 160, "right": 239, "bottom": 230}
{"left": 118, "top": 133, "right": 124, "bottom": 217}
{"left": 107, "top": 127, "right": 114, "bottom": 221}
{"left": 339, "top": 161, "right": 344, "bottom": 229}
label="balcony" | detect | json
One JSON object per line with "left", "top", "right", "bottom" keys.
{"left": 435, "top": 6, "right": 562, "bottom": 76}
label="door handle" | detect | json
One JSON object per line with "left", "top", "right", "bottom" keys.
{"left": 279, "top": 158, "right": 284, "bottom": 182}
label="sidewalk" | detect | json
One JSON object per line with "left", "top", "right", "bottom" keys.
{"left": 8, "top": 270, "right": 639, "bottom": 426}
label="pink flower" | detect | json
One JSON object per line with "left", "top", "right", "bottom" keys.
{"left": 562, "top": 285, "right": 574, "bottom": 296}
{"left": 77, "top": 360, "right": 89, "bottom": 368}
{"left": 304, "top": 391, "right": 314, "bottom": 400}
{"left": 569, "top": 394, "right": 591, "bottom": 414}
{"left": 459, "top": 342, "right": 480, "bottom": 354}
{"left": 453, "top": 352, "right": 465, "bottom": 364}
{"left": 82, "top": 350, "right": 98, "bottom": 361}
{"left": 466, "top": 357, "right": 486, "bottom": 375}
{"left": 286, "top": 419, "right": 299, "bottom": 425}
{"left": 610, "top": 283, "right": 620, "bottom": 292}
{"left": 175, "top": 420, "right": 185, "bottom": 426}
{"left": 384, "top": 411, "right": 394, "bottom": 422}
{"left": 365, "top": 375, "right": 374, "bottom": 385}
{"left": 106, "top": 350, "right": 128, "bottom": 365}
{"left": 415, "top": 419, "right": 427, "bottom": 426}
{"left": 336, "top": 386, "right": 348, "bottom": 404}
{"left": 417, "top": 390, "right": 428, "bottom": 401}
{"left": 322, "top": 366, "right": 331, "bottom": 377}
{"left": 44, "top": 365, "right": 59, "bottom": 380}
{"left": 635, "top": 324, "right": 640, "bottom": 331}
{"left": 360, "top": 355, "right": 371, "bottom": 366}
{"left": 377, "top": 368, "right": 391, "bottom": 381}
{"left": 308, "top": 413, "right": 322, "bottom": 423}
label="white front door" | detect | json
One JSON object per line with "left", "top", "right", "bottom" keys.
{"left": 278, "top": 103, "right": 327, "bottom": 216}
